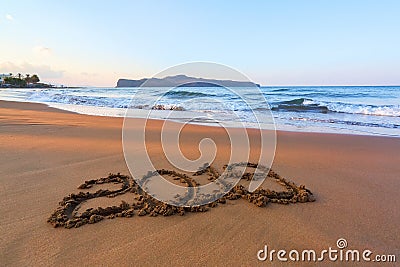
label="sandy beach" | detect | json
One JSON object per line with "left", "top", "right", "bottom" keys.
{"left": 0, "top": 100, "right": 399, "bottom": 266}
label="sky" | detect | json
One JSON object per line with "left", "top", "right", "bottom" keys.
{"left": 0, "top": 0, "right": 399, "bottom": 86}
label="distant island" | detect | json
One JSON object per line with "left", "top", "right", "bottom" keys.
{"left": 0, "top": 73, "right": 54, "bottom": 88}
{"left": 116, "top": 75, "right": 260, "bottom": 88}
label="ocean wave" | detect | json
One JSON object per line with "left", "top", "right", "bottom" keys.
{"left": 265, "top": 91, "right": 375, "bottom": 98}
{"left": 27, "top": 91, "right": 131, "bottom": 109}
{"left": 302, "top": 92, "right": 373, "bottom": 98}
{"left": 21, "top": 88, "right": 400, "bottom": 119}
{"left": 326, "top": 102, "right": 400, "bottom": 117}
{"left": 271, "top": 88, "right": 290, "bottom": 92}
{"left": 289, "top": 117, "right": 400, "bottom": 129}
{"left": 271, "top": 98, "right": 328, "bottom": 113}
{"left": 164, "top": 90, "right": 215, "bottom": 98}
{"left": 276, "top": 98, "right": 313, "bottom": 105}
{"left": 270, "top": 98, "right": 400, "bottom": 117}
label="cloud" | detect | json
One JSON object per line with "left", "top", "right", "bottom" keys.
{"left": 33, "top": 46, "right": 53, "bottom": 57}
{"left": 0, "top": 61, "right": 64, "bottom": 79}
{"left": 80, "top": 72, "right": 98, "bottom": 77}
{"left": 5, "top": 14, "right": 14, "bottom": 21}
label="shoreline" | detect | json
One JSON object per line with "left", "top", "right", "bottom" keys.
{"left": 1, "top": 99, "right": 399, "bottom": 139}
{"left": 1, "top": 99, "right": 399, "bottom": 265}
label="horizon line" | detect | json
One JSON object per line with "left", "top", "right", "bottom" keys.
{"left": 67, "top": 84, "right": 400, "bottom": 88}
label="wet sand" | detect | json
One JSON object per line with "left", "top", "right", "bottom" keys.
{"left": 0, "top": 100, "right": 399, "bottom": 266}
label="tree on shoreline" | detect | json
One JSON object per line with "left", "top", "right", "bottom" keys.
{"left": 4, "top": 76, "right": 27, "bottom": 87}
{"left": 31, "top": 74, "right": 40, "bottom": 83}
{"left": 3, "top": 73, "right": 41, "bottom": 87}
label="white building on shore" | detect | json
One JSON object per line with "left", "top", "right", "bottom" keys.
{"left": 0, "top": 73, "right": 13, "bottom": 84}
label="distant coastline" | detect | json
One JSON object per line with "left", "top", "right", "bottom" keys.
{"left": 116, "top": 75, "right": 260, "bottom": 88}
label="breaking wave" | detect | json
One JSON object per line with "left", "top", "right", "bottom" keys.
{"left": 271, "top": 98, "right": 400, "bottom": 117}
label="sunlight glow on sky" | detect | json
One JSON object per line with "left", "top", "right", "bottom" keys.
{"left": 1, "top": 0, "right": 399, "bottom": 86}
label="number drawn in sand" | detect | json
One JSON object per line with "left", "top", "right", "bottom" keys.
{"left": 48, "top": 162, "right": 315, "bottom": 229}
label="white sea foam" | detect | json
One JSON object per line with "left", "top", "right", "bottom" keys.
{"left": 325, "top": 102, "right": 400, "bottom": 117}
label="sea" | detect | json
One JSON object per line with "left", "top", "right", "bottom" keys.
{"left": 1, "top": 86, "right": 399, "bottom": 137}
